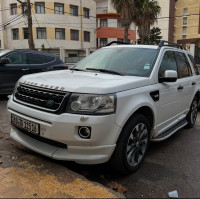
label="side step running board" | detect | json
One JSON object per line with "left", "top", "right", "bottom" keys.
{"left": 152, "top": 119, "right": 188, "bottom": 142}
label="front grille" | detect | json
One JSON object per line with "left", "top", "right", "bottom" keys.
{"left": 15, "top": 84, "right": 68, "bottom": 112}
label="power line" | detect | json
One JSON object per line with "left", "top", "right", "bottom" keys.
{"left": 2, "top": 2, "right": 200, "bottom": 22}
{"left": 0, "top": 14, "right": 25, "bottom": 29}
{"left": 1, "top": 2, "right": 200, "bottom": 20}
{"left": 31, "top": 6, "right": 51, "bottom": 48}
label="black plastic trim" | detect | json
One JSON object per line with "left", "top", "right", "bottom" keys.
{"left": 150, "top": 90, "right": 159, "bottom": 102}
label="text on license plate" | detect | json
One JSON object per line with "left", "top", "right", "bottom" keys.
{"left": 11, "top": 114, "right": 40, "bottom": 135}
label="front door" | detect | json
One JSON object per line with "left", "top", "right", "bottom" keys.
{"left": 0, "top": 52, "right": 29, "bottom": 94}
{"left": 155, "top": 50, "right": 185, "bottom": 136}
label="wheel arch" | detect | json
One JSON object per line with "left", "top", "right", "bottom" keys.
{"left": 116, "top": 106, "right": 155, "bottom": 144}
{"left": 195, "top": 91, "right": 200, "bottom": 102}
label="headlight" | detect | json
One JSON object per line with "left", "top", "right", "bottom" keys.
{"left": 66, "top": 93, "right": 116, "bottom": 115}
{"left": 13, "top": 80, "right": 21, "bottom": 95}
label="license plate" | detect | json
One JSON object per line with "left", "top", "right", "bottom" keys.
{"left": 11, "top": 114, "right": 40, "bottom": 135}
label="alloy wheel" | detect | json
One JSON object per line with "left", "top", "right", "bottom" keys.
{"left": 191, "top": 100, "right": 198, "bottom": 125}
{"left": 126, "top": 123, "right": 148, "bottom": 167}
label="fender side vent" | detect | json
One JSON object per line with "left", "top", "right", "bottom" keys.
{"left": 150, "top": 90, "right": 159, "bottom": 102}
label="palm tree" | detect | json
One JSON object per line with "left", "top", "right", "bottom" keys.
{"left": 112, "top": 0, "right": 135, "bottom": 42}
{"left": 134, "top": 0, "right": 160, "bottom": 44}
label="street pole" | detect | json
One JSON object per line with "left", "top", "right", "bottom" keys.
{"left": 17, "top": 0, "right": 35, "bottom": 50}
{"left": 26, "top": 0, "right": 35, "bottom": 50}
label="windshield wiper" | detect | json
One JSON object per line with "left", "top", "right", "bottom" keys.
{"left": 86, "top": 68, "right": 124, "bottom": 76}
{"left": 70, "top": 68, "right": 85, "bottom": 71}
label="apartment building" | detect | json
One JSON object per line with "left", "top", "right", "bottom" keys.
{"left": 173, "top": 0, "right": 199, "bottom": 42}
{"left": 167, "top": 0, "right": 200, "bottom": 62}
{"left": 94, "top": 0, "right": 136, "bottom": 47}
{"left": 0, "top": 0, "right": 96, "bottom": 62}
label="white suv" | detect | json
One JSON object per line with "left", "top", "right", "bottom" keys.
{"left": 7, "top": 41, "right": 200, "bottom": 173}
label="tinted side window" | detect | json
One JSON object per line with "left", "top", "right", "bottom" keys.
{"left": 28, "top": 53, "right": 47, "bottom": 64}
{"left": 175, "top": 52, "right": 192, "bottom": 78}
{"left": 188, "top": 54, "right": 199, "bottom": 75}
{"left": 159, "top": 51, "right": 177, "bottom": 77}
{"left": 5, "top": 52, "right": 27, "bottom": 64}
{"left": 46, "top": 56, "right": 55, "bottom": 62}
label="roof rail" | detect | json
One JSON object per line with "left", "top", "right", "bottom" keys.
{"left": 159, "top": 40, "right": 186, "bottom": 50}
{"left": 106, "top": 41, "right": 131, "bottom": 46}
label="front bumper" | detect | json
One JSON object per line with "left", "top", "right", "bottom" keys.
{"left": 8, "top": 97, "right": 122, "bottom": 164}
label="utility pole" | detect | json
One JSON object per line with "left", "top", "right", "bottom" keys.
{"left": 27, "top": 0, "right": 35, "bottom": 50}
{"left": 17, "top": 0, "right": 35, "bottom": 50}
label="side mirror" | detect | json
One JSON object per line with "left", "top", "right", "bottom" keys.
{"left": 0, "top": 58, "right": 11, "bottom": 65}
{"left": 159, "top": 70, "right": 178, "bottom": 83}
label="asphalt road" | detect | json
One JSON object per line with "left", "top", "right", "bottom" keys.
{"left": 1, "top": 96, "right": 200, "bottom": 198}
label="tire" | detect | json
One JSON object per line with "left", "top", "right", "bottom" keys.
{"left": 110, "top": 114, "right": 150, "bottom": 174}
{"left": 186, "top": 97, "right": 198, "bottom": 128}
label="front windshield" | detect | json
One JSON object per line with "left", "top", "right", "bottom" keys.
{"left": 74, "top": 47, "right": 158, "bottom": 77}
{"left": 0, "top": 50, "right": 11, "bottom": 57}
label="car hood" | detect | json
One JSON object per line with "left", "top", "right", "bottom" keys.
{"left": 20, "top": 70, "right": 153, "bottom": 94}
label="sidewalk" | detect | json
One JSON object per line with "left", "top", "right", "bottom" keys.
{"left": 0, "top": 163, "right": 122, "bottom": 198}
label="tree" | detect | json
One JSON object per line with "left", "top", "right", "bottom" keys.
{"left": 112, "top": 0, "right": 135, "bottom": 42}
{"left": 138, "top": 27, "right": 162, "bottom": 45}
{"left": 134, "top": 0, "right": 160, "bottom": 44}
{"left": 41, "top": 44, "right": 45, "bottom": 51}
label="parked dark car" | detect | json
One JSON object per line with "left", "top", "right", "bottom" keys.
{"left": 0, "top": 49, "right": 68, "bottom": 94}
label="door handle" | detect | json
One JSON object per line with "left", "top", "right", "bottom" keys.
{"left": 192, "top": 82, "right": 196, "bottom": 86}
{"left": 178, "top": 85, "right": 184, "bottom": 90}
{"left": 21, "top": 68, "right": 29, "bottom": 71}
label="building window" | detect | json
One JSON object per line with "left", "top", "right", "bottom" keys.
{"left": 183, "top": 17, "right": 187, "bottom": 25}
{"left": 23, "top": 28, "right": 29, "bottom": 39}
{"left": 37, "top": 28, "right": 46, "bottom": 39}
{"left": 70, "top": 30, "right": 79, "bottom": 41}
{"left": 13, "top": 29, "right": 19, "bottom": 40}
{"left": 55, "top": 28, "right": 65, "bottom": 40}
{"left": 35, "top": 2, "right": 45, "bottom": 14}
{"left": 182, "top": 35, "right": 186, "bottom": 40}
{"left": 183, "top": 8, "right": 188, "bottom": 16}
{"left": 54, "top": 3, "right": 64, "bottom": 14}
{"left": 100, "top": 19, "right": 108, "bottom": 27}
{"left": 83, "top": 8, "right": 89, "bottom": 19}
{"left": 70, "top": 5, "right": 78, "bottom": 16}
{"left": 100, "top": 38, "right": 107, "bottom": 47}
{"left": 84, "top": 31, "right": 90, "bottom": 42}
{"left": 22, "top": 3, "right": 27, "bottom": 13}
{"left": 183, "top": 27, "right": 187, "bottom": 35}
{"left": 117, "top": 19, "right": 123, "bottom": 28}
{"left": 10, "top": 4, "right": 17, "bottom": 15}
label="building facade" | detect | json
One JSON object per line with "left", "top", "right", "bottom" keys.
{"left": 154, "top": 0, "right": 171, "bottom": 41}
{"left": 94, "top": 0, "right": 136, "bottom": 47}
{"left": 0, "top": 0, "right": 96, "bottom": 62}
{"left": 168, "top": 0, "right": 200, "bottom": 63}
{"left": 173, "top": 0, "right": 199, "bottom": 42}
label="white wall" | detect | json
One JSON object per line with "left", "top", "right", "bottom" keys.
{"left": 154, "top": 0, "right": 170, "bottom": 41}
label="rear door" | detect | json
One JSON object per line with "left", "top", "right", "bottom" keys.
{"left": 0, "top": 52, "right": 29, "bottom": 94}
{"left": 28, "top": 53, "right": 49, "bottom": 74}
{"left": 175, "top": 51, "right": 195, "bottom": 110}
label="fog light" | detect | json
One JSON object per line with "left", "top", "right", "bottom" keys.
{"left": 78, "top": 127, "right": 91, "bottom": 139}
